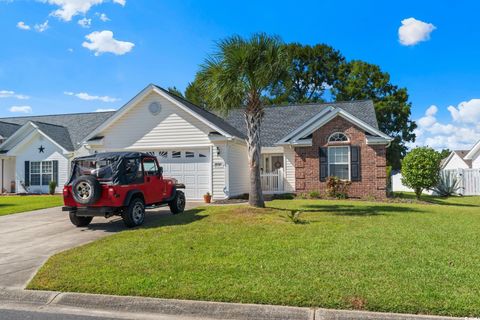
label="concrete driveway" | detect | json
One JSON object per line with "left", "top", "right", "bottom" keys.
{"left": 0, "top": 202, "right": 202, "bottom": 289}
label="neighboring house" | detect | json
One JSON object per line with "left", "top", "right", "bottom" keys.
{"left": 441, "top": 145, "right": 480, "bottom": 170}
{"left": 441, "top": 150, "right": 472, "bottom": 170}
{"left": 0, "top": 84, "right": 392, "bottom": 199}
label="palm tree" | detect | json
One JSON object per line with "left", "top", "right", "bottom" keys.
{"left": 197, "top": 33, "right": 288, "bottom": 208}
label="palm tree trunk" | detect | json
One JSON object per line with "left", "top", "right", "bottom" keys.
{"left": 245, "top": 99, "right": 265, "bottom": 208}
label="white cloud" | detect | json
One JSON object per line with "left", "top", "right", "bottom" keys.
{"left": 82, "top": 30, "right": 134, "bottom": 56}
{"left": 41, "top": 0, "right": 125, "bottom": 22}
{"left": 78, "top": 17, "right": 91, "bottom": 28}
{"left": 98, "top": 13, "right": 110, "bottom": 22}
{"left": 413, "top": 100, "right": 480, "bottom": 150}
{"left": 0, "top": 90, "right": 29, "bottom": 100}
{"left": 67, "top": 48, "right": 74, "bottom": 52}
{"left": 398, "top": 17, "right": 436, "bottom": 46}
{"left": 9, "top": 106, "right": 32, "bottom": 113}
{"left": 447, "top": 99, "right": 480, "bottom": 124}
{"left": 64, "top": 91, "right": 119, "bottom": 102}
{"left": 417, "top": 105, "right": 437, "bottom": 127}
{"left": 95, "top": 108, "right": 116, "bottom": 112}
{"left": 34, "top": 20, "right": 49, "bottom": 32}
{"left": 17, "top": 21, "right": 31, "bottom": 30}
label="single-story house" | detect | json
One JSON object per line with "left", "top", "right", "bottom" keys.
{"left": 0, "top": 84, "right": 392, "bottom": 200}
{"left": 441, "top": 145, "right": 480, "bottom": 170}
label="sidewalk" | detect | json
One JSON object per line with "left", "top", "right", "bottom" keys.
{"left": 0, "top": 288, "right": 471, "bottom": 320}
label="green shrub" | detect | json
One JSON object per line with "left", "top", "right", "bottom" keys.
{"left": 326, "top": 176, "right": 351, "bottom": 199}
{"left": 308, "top": 191, "right": 321, "bottom": 199}
{"left": 401, "top": 147, "right": 442, "bottom": 199}
{"left": 48, "top": 181, "right": 57, "bottom": 195}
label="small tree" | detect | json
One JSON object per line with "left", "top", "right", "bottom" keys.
{"left": 401, "top": 147, "right": 442, "bottom": 199}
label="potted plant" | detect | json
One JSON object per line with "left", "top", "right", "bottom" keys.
{"left": 203, "top": 192, "right": 212, "bottom": 203}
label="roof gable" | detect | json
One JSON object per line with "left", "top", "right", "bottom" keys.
{"left": 0, "top": 111, "right": 114, "bottom": 151}
{"left": 465, "top": 140, "right": 480, "bottom": 160}
{"left": 83, "top": 85, "right": 246, "bottom": 144}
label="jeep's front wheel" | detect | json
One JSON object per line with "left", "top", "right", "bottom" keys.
{"left": 169, "top": 190, "right": 186, "bottom": 214}
{"left": 122, "top": 197, "right": 145, "bottom": 228}
{"left": 69, "top": 212, "right": 93, "bottom": 227}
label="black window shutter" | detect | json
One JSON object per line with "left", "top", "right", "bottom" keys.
{"left": 24, "top": 161, "right": 30, "bottom": 187}
{"left": 319, "top": 147, "right": 328, "bottom": 182}
{"left": 351, "top": 146, "right": 361, "bottom": 181}
{"left": 53, "top": 160, "right": 59, "bottom": 185}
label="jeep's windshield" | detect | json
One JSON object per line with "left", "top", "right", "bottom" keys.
{"left": 72, "top": 159, "right": 114, "bottom": 183}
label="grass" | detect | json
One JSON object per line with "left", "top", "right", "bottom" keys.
{"left": 0, "top": 195, "right": 63, "bottom": 216}
{"left": 29, "top": 196, "right": 480, "bottom": 317}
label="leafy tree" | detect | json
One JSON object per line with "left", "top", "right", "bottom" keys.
{"left": 195, "top": 33, "right": 289, "bottom": 207}
{"left": 401, "top": 147, "right": 442, "bottom": 199}
{"left": 268, "top": 43, "right": 344, "bottom": 104}
{"left": 439, "top": 148, "right": 452, "bottom": 160}
{"left": 167, "top": 86, "right": 184, "bottom": 97}
{"left": 185, "top": 80, "right": 208, "bottom": 108}
{"left": 331, "top": 60, "right": 417, "bottom": 170}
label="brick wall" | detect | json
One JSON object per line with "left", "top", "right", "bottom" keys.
{"left": 294, "top": 116, "right": 387, "bottom": 199}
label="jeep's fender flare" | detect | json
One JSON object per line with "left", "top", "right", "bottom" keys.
{"left": 163, "top": 186, "right": 178, "bottom": 203}
{"left": 123, "top": 189, "right": 144, "bottom": 206}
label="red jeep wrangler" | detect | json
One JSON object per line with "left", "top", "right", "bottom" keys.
{"left": 63, "top": 152, "right": 186, "bottom": 228}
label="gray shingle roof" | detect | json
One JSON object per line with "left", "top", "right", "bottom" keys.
{"left": 155, "top": 86, "right": 246, "bottom": 139}
{"left": 223, "top": 100, "right": 379, "bottom": 147}
{"left": 0, "top": 121, "right": 21, "bottom": 138}
{"left": 0, "top": 112, "right": 115, "bottom": 151}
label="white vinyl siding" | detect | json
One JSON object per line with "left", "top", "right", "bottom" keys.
{"left": 212, "top": 143, "right": 227, "bottom": 199}
{"left": 227, "top": 142, "right": 249, "bottom": 197}
{"left": 283, "top": 147, "right": 296, "bottom": 192}
{"left": 443, "top": 153, "right": 470, "bottom": 170}
{"left": 473, "top": 155, "right": 480, "bottom": 169}
{"left": 101, "top": 92, "right": 213, "bottom": 150}
{"left": 13, "top": 131, "right": 68, "bottom": 193}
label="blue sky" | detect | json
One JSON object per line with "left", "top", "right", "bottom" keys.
{"left": 0, "top": 0, "right": 479, "bottom": 150}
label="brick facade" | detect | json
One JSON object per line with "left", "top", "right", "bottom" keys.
{"left": 294, "top": 116, "right": 387, "bottom": 199}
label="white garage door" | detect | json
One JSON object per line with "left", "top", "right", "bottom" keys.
{"left": 144, "top": 149, "right": 211, "bottom": 200}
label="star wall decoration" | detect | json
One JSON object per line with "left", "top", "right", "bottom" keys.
{"left": 38, "top": 145, "right": 45, "bottom": 153}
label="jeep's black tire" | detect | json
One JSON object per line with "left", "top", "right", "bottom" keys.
{"left": 169, "top": 190, "right": 186, "bottom": 214}
{"left": 69, "top": 212, "right": 93, "bottom": 227}
{"left": 72, "top": 175, "right": 102, "bottom": 205}
{"left": 122, "top": 197, "right": 145, "bottom": 228}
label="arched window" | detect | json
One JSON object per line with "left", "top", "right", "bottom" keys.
{"left": 328, "top": 132, "right": 349, "bottom": 143}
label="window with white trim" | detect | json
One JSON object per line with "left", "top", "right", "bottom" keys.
{"left": 328, "top": 132, "right": 349, "bottom": 143}
{"left": 30, "top": 161, "right": 53, "bottom": 186}
{"left": 328, "top": 146, "right": 350, "bottom": 180}
{"left": 158, "top": 151, "right": 168, "bottom": 159}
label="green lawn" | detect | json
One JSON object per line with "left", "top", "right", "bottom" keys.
{"left": 29, "top": 196, "right": 480, "bottom": 317}
{"left": 0, "top": 195, "right": 63, "bottom": 216}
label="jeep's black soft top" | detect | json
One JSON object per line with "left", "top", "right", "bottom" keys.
{"left": 68, "top": 152, "right": 155, "bottom": 185}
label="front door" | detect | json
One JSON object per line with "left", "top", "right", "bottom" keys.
{"left": 142, "top": 157, "right": 164, "bottom": 204}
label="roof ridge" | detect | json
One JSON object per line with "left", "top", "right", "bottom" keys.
{"left": 0, "top": 110, "right": 116, "bottom": 120}
{"left": 262, "top": 99, "right": 373, "bottom": 109}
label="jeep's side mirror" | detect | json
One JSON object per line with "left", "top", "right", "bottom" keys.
{"left": 159, "top": 166, "right": 163, "bottom": 176}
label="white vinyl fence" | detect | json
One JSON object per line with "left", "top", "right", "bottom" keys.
{"left": 261, "top": 168, "right": 284, "bottom": 193}
{"left": 392, "top": 169, "right": 480, "bottom": 196}
{"left": 444, "top": 168, "right": 480, "bottom": 196}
